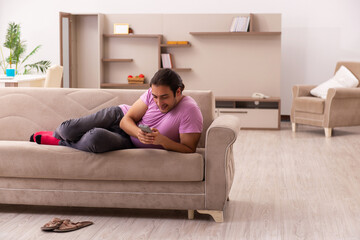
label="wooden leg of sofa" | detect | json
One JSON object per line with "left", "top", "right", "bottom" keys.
{"left": 292, "top": 123, "right": 297, "bottom": 132}
{"left": 188, "top": 210, "right": 195, "bottom": 220}
{"left": 324, "top": 128, "right": 332, "bottom": 137}
{"left": 197, "top": 210, "right": 224, "bottom": 223}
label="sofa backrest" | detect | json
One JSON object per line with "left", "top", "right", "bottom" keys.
{"left": 0, "top": 87, "right": 214, "bottom": 148}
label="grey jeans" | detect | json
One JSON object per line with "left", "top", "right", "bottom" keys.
{"left": 54, "top": 106, "right": 133, "bottom": 153}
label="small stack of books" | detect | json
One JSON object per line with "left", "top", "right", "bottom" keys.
{"left": 166, "top": 41, "right": 189, "bottom": 45}
{"left": 230, "top": 16, "right": 250, "bottom": 32}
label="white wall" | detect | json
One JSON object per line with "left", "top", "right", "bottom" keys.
{"left": 1, "top": 0, "right": 359, "bottom": 114}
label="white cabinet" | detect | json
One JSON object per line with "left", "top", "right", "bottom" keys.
{"left": 216, "top": 97, "right": 281, "bottom": 129}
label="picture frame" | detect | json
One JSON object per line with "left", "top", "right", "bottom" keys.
{"left": 114, "top": 23, "right": 129, "bottom": 34}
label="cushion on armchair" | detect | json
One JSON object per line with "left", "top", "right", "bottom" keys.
{"left": 310, "top": 66, "right": 359, "bottom": 99}
{"left": 294, "top": 96, "right": 325, "bottom": 114}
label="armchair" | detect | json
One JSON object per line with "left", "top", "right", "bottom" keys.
{"left": 44, "top": 65, "right": 63, "bottom": 88}
{"left": 291, "top": 62, "right": 360, "bottom": 137}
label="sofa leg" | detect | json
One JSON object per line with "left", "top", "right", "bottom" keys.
{"left": 324, "top": 128, "right": 332, "bottom": 137}
{"left": 188, "top": 210, "right": 195, "bottom": 220}
{"left": 197, "top": 210, "right": 224, "bottom": 223}
{"left": 292, "top": 123, "right": 297, "bottom": 132}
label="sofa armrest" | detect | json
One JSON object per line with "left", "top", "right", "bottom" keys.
{"left": 204, "top": 115, "right": 240, "bottom": 210}
{"left": 292, "top": 85, "right": 317, "bottom": 98}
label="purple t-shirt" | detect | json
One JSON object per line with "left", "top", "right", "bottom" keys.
{"left": 120, "top": 88, "right": 203, "bottom": 149}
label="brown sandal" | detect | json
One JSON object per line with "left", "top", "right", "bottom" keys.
{"left": 41, "top": 218, "right": 64, "bottom": 231}
{"left": 53, "top": 219, "right": 93, "bottom": 232}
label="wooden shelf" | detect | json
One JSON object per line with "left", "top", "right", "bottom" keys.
{"left": 102, "top": 58, "right": 133, "bottom": 62}
{"left": 101, "top": 83, "right": 150, "bottom": 89}
{"left": 103, "top": 34, "right": 161, "bottom": 38}
{"left": 160, "top": 43, "right": 191, "bottom": 47}
{"left": 216, "top": 96, "right": 280, "bottom": 102}
{"left": 160, "top": 68, "right": 191, "bottom": 71}
{"left": 189, "top": 32, "right": 281, "bottom": 36}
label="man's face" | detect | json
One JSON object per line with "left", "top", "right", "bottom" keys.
{"left": 151, "top": 85, "right": 181, "bottom": 113}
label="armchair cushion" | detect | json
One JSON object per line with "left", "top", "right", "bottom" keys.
{"left": 294, "top": 96, "right": 325, "bottom": 114}
{"left": 310, "top": 66, "right": 359, "bottom": 99}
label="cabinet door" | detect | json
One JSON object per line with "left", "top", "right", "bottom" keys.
{"left": 218, "top": 108, "right": 279, "bottom": 129}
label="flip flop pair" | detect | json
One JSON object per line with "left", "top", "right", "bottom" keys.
{"left": 41, "top": 218, "right": 93, "bottom": 232}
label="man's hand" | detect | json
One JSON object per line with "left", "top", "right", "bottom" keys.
{"left": 137, "top": 128, "right": 154, "bottom": 145}
{"left": 137, "top": 128, "right": 166, "bottom": 145}
{"left": 137, "top": 127, "right": 200, "bottom": 153}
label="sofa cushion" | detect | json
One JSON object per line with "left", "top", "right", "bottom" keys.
{"left": 0, "top": 141, "right": 204, "bottom": 182}
{"left": 310, "top": 66, "right": 359, "bottom": 99}
{"left": 294, "top": 96, "right": 325, "bottom": 114}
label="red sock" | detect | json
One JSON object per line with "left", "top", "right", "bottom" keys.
{"left": 31, "top": 131, "right": 54, "bottom": 142}
{"left": 35, "top": 134, "right": 60, "bottom": 145}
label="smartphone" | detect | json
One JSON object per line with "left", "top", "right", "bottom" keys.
{"left": 138, "top": 124, "right": 152, "bottom": 133}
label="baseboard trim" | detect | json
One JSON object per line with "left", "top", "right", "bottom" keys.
{"left": 281, "top": 115, "right": 290, "bottom": 122}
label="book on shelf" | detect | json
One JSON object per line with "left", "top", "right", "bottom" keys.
{"left": 230, "top": 16, "right": 250, "bottom": 32}
{"left": 166, "top": 41, "right": 189, "bottom": 45}
{"left": 161, "top": 53, "right": 173, "bottom": 68}
{"left": 230, "top": 17, "right": 238, "bottom": 32}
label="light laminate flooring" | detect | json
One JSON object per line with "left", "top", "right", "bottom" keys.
{"left": 1, "top": 122, "right": 360, "bottom": 240}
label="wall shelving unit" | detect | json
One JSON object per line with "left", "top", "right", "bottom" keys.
{"left": 60, "top": 13, "right": 281, "bottom": 128}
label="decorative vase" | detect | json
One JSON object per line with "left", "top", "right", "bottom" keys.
{"left": 6, "top": 68, "right": 15, "bottom": 77}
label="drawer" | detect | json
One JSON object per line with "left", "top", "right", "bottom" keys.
{"left": 217, "top": 108, "right": 279, "bottom": 129}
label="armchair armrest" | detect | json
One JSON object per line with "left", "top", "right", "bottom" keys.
{"left": 292, "top": 85, "right": 317, "bottom": 98}
{"left": 324, "top": 88, "right": 360, "bottom": 127}
{"left": 327, "top": 87, "right": 360, "bottom": 99}
{"left": 204, "top": 115, "right": 240, "bottom": 210}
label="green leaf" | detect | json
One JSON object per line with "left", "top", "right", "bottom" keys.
{"left": 21, "top": 45, "right": 41, "bottom": 64}
{"left": 23, "top": 60, "right": 51, "bottom": 74}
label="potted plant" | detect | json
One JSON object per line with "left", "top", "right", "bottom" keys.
{"left": 0, "top": 22, "right": 51, "bottom": 76}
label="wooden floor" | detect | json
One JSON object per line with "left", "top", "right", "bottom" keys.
{"left": 1, "top": 122, "right": 360, "bottom": 239}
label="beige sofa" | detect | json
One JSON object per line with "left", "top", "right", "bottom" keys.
{"left": 0, "top": 87, "right": 240, "bottom": 222}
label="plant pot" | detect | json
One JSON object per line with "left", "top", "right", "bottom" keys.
{"left": 6, "top": 68, "right": 15, "bottom": 77}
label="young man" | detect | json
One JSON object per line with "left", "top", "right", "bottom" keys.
{"left": 31, "top": 69, "right": 203, "bottom": 153}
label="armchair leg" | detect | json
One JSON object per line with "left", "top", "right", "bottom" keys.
{"left": 324, "top": 128, "right": 332, "bottom": 137}
{"left": 292, "top": 123, "right": 297, "bottom": 132}
{"left": 188, "top": 210, "right": 195, "bottom": 220}
{"left": 197, "top": 210, "right": 224, "bottom": 223}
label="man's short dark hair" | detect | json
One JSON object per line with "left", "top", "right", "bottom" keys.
{"left": 150, "top": 69, "right": 185, "bottom": 96}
